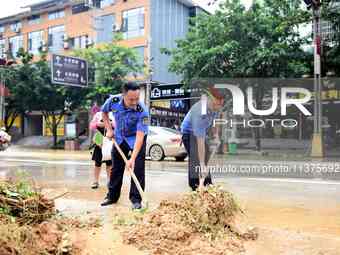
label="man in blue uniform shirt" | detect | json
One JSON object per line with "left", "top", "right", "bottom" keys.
{"left": 100, "top": 82, "right": 149, "bottom": 210}
{"left": 181, "top": 87, "right": 224, "bottom": 191}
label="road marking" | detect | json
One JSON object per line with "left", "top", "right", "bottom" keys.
{"left": 1, "top": 158, "right": 186, "bottom": 170}
{"left": 148, "top": 171, "right": 340, "bottom": 185}
{"left": 1, "top": 158, "right": 92, "bottom": 166}
{"left": 148, "top": 171, "right": 186, "bottom": 176}
{"left": 243, "top": 177, "right": 340, "bottom": 185}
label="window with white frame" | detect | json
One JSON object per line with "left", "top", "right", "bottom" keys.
{"left": 122, "top": 7, "right": 145, "bottom": 39}
{"left": 9, "top": 35, "right": 23, "bottom": 58}
{"left": 0, "top": 39, "right": 6, "bottom": 58}
{"left": 96, "top": 14, "right": 115, "bottom": 43}
{"left": 28, "top": 15, "right": 41, "bottom": 25}
{"left": 48, "top": 25, "right": 65, "bottom": 52}
{"left": 28, "top": 30, "right": 44, "bottom": 54}
{"left": 71, "top": 35, "right": 87, "bottom": 49}
{"left": 48, "top": 10, "right": 65, "bottom": 20}
{"left": 133, "top": 46, "right": 145, "bottom": 76}
{"left": 10, "top": 21, "right": 22, "bottom": 32}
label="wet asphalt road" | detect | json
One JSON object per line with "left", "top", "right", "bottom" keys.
{"left": 2, "top": 148, "right": 339, "bottom": 255}
{"left": 1, "top": 148, "right": 340, "bottom": 208}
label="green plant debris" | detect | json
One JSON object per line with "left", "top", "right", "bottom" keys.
{"left": 0, "top": 179, "right": 55, "bottom": 225}
{"left": 123, "top": 185, "right": 258, "bottom": 255}
{"left": 0, "top": 178, "right": 102, "bottom": 255}
{"left": 113, "top": 210, "right": 145, "bottom": 227}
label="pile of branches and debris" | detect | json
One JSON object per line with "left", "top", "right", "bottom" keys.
{"left": 0, "top": 178, "right": 91, "bottom": 255}
{"left": 0, "top": 179, "right": 55, "bottom": 225}
{"left": 122, "top": 185, "right": 258, "bottom": 255}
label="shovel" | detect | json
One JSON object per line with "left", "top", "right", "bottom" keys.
{"left": 112, "top": 139, "right": 149, "bottom": 209}
{"left": 198, "top": 140, "right": 221, "bottom": 190}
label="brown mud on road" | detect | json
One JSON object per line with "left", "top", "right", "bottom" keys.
{"left": 242, "top": 199, "right": 340, "bottom": 255}
{"left": 39, "top": 182, "right": 340, "bottom": 255}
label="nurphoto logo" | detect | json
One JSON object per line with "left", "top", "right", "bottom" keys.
{"left": 200, "top": 82, "right": 313, "bottom": 129}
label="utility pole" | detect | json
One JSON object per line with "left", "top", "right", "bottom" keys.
{"left": 146, "top": 36, "right": 153, "bottom": 121}
{"left": 309, "top": 1, "right": 324, "bottom": 157}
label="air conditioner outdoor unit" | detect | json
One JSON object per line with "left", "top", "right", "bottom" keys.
{"left": 86, "top": 37, "right": 94, "bottom": 46}
{"left": 112, "top": 24, "right": 121, "bottom": 32}
{"left": 40, "top": 41, "right": 47, "bottom": 52}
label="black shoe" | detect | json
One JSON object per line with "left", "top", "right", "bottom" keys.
{"left": 131, "top": 202, "right": 142, "bottom": 210}
{"left": 101, "top": 198, "right": 115, "bottom": 206}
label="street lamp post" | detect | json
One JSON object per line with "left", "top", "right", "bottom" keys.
{"left": 304, "top": 0, "right": 324, "bottom": 157}
{"left": 311, "top": 6, "right": 324, "bottom": 157}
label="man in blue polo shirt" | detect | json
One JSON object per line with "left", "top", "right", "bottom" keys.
{"left": 100, "top": 82, "right": 149, "bottom": 210}
{"left": 181, "top": 87, "right": 224, "bottom": 191}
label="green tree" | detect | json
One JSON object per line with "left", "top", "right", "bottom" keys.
{"left": 73, "top": 40, "right": 144, "bottom": 105}
{"left": 321, "top": 0, "right": 340, "bottom": 76}
{"left": 165, "top": 0, "right": 312, "bottom": 150}
{"left": 0, "top": 50, "right": 37, "bottom": 133}
{"left": 2, "top": 49, "right": 86, "bottom": 147}
{"left": 33, "top": 52, "right": 86, "bottom": 147}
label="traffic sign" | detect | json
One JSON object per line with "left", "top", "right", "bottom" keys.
{"left": 51, "top": 54, "right": 88, "bottom": 87}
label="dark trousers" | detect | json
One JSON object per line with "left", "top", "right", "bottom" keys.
{"left": 182, "top": 133, "right": 212, "bottom": 191}
{"left": 107, "top": 137, "right": 146, "bottom": 203}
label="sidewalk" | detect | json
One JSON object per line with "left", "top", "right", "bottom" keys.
{"left": 235, "top": 138, "right": 340, "bottom": 161}
{"left": 222, "top": 148, "right": 340, "bottom": 162}
{"left": 3, "top": 145, "right": 340, "bottom": 163}
{"left": 2, "top": 146, "right": 91, "bottom": 161}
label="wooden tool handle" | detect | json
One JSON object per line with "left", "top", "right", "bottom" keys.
{"left": 112, "top": 139, "right": 147, "bottom": 202}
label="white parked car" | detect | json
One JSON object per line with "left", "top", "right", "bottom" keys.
{"left": 147, "top": 126, "right": 187, "bottom": 161}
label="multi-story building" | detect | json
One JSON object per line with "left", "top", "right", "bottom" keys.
{"left": 0, "top": 0, "right": 206, "bottom": 137}
{"left": 0, "top": 0, "right": 206, "bottom": 82}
